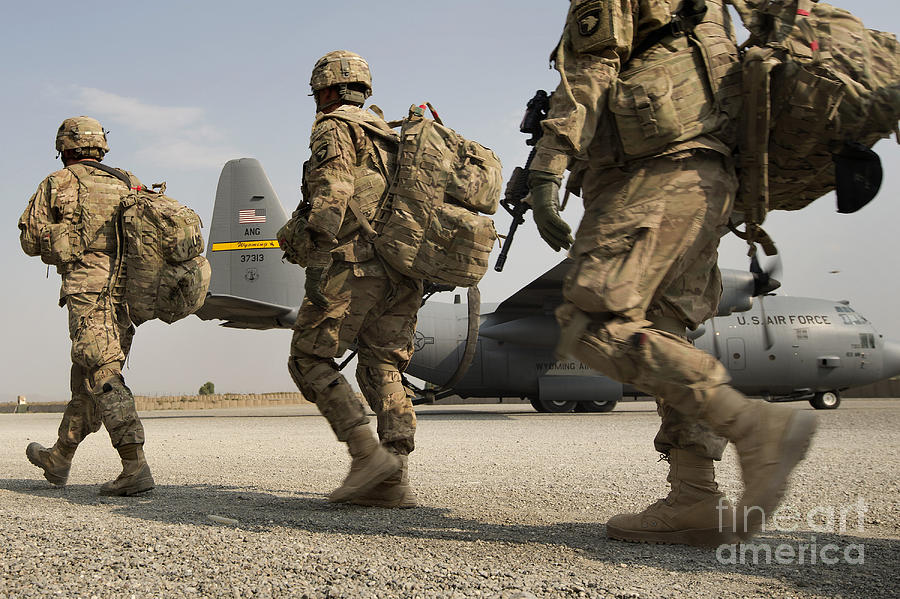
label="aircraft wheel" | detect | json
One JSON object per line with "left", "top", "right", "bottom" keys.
{"left": 575, "top": 400, "right": 618, "bottom": 413}
{"left": 809, "top": 391, "right": 841, "bottom": 410}
{"left": 537, "top": 399, "right": 577, "bottom": 413}
{"left": 529, "top": 398, "right": 549, "bottom": 413}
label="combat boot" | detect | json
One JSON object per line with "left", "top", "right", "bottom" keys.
{"left": 99, "top": 443, "right": 154, "bottom": 496}
{"left": 606, "top": 449, "right": 736, "bottom": 547}
{"left": 329, "top": 426, "right": 401, "bottom": 503}
{"left": 26, "top": 441, "right": 75, "bottom": 486}
{"left": 350, "top": 451, "right": 417, "bottom": 509}
{"left": 704, "top": 386, "right": 817, "bottom": 540}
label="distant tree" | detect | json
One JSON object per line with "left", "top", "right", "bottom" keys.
{"left": 199, "top": 381, "right": 215, "bottom": 395}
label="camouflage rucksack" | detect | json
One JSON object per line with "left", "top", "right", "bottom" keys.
{"left": 321, "top": 104, "right": 502, "bottom": 287}
{"left": 730, "top": 0, "right": 900, "bottom": 249}
{"left": 86, "top": 162, "right": 211, "bottom": 325}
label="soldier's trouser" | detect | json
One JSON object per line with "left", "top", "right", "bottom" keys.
{"left": 63, "top": 293, "right": 144, "bottom": 448}
{"left": 557, "top": 150, "right": 736, "bottom": 459}
{"left": 288, "top": 261, "right": 422, "bottom": 454}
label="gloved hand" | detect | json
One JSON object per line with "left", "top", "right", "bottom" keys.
{"left": 528, "top": 171, "right": 573, "bottom": 252}
{"left": 304, "top": 265, "right": 329, "bottom": 308}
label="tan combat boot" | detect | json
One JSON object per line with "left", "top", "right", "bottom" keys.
{"left": 99, "top": 443, "right": 155, "bottom": 496}
{"left": 26, "top": 441, "right": 76, "bottom": 486}
{"left": 606, "top": 449, "right": 736, "bottom": 547}
{"left": 329, "top": 426, "right": 401, "bottom": 503}
{"left": 350, "top": 451, "right": 417, "bottom": 509}
{"left": 704, "top": 386, "right": 817, "bottom": 540}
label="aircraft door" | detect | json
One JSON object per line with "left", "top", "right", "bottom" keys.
{"left": 727, "top": 338, "right": 747, "bottom": 371}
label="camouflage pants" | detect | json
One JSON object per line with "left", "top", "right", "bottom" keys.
{"left": 557, "top": 150, "right": 736, "bottom": 460}
{"left": 288, "top": 261, "right": 422, "bottom": 455}
{"left": 61, "top": 292, "right": 144, "bottom": 448}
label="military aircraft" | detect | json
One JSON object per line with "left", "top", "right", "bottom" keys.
{"left": 196, "top": 158, "right": 900, "bottom": 412}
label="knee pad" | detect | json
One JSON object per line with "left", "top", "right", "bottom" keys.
{"left": 91, "top": 364, "right": 125, "bottom": 395}
{"left": 357, "top": 363, "right": 406, "bottom": 405}
{"left": 288, "top": 355, "right": 342, "bottom": 403}
{"left": 556, "top": 305, "right": 642, "bottom": 382}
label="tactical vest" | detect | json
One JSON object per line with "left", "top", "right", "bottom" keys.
{"left": 65, "top": 163, "right": 130, "bottom": 254}
{"left": 328, "top": 108, "right": 398, "bottom": 262}
{"left": 32, "top": 163, "right": 134, "bottom": 269}
{"left": 575, "top": 0, "right": 742, "bottom": 166}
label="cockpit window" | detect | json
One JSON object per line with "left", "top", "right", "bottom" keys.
{"left": 835, "top": 305, "right": 869, "bottom": 325}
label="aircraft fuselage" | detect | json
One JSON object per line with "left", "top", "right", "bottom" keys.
{"left": 406, "top": 296, "right": 900, "bottom": 405}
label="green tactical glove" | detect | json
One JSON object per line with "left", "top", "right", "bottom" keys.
{"left": 528, "top": 171, "right": 574, "bottom": 252}
{"left": 304, "top": 266, "right": 329, "bottom": 308}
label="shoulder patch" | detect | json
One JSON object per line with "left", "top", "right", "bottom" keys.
{"left": 578, "top": 12, "right": 601, "bottom": 36}
{"left": 310, "top": 123, "right": 342, "bottom": 167}
{"left": 571, "top": 0, "right": 603, "bottom": 37}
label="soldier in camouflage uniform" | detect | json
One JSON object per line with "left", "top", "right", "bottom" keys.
{"left": 18, "top": 117, "right": 154, "bottom": 496}
{"left": 527, "top": 0, "right": 817, "bottom": 546}
{"left": 286, "top": 51, "right": 421, "bottom": 507}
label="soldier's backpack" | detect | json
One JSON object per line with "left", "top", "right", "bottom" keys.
{"left": 728, "top": 0, "right": 900, "bottom": 250}
{"left": 85, "top": 162, "right": 211, "bottom": 325}
{"left": 315, "top": 104, "right": 502, "bottom": 288}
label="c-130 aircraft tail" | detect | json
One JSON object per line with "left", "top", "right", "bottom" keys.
{"left": 195, "top": 158, "right": 303, "bottom": 329}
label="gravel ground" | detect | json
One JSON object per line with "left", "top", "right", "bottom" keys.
{"left": 1, "top": 398, "right": 898, "bottom": 599}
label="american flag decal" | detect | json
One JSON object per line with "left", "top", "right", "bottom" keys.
{"left": 238, "top": 208, "right": 266, "bottom": 224}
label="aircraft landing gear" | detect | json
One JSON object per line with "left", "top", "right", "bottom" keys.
{"left": 529, "top": 397, "right": 547, "bottom": 413}
{"left": 575, "top": 400, "right": 618, "bottom": 413}
{"left": 530, "top": 398, "right": 577, "bottom": 413}
{"left": 810, "top": 390, "right": 841, "bottom": 410}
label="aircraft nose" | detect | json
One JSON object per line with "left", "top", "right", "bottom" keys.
{"left": 882, "top": 339, "right": 900, "bottom": 379}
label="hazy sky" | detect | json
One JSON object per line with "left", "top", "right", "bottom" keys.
{"left": 2, "top": 1, "right": 898, "bottom": 401}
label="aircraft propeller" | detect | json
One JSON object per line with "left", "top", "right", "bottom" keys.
{"left": 749, "top": 254, "right": 783, "bottom": 350}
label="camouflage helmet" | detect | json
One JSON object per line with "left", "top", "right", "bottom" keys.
{"left": 310, "top": 50, "right": 372, "bottom": 105}
{"left": 55, "top": 116, "right": 109, "bottom": 153}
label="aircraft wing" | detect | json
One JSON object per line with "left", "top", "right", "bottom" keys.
{"left": 490, "top": 258, "right": 768, "bottom": 318}
{"left": 493, "top": 259, "right": 570, "bottom": 316}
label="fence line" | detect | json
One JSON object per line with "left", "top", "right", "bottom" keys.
{"left": 3, "top": 392, "right": 310, "bottom": 413}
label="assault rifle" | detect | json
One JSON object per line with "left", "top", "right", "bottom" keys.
{"left": 494, "top": 89, "right": 551, "bottom": 272}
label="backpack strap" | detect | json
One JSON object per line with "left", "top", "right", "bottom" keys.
{"left": 77, "top": 160, "right": 136, "bottom": 190}
{"left": 316, "top": 111, "right": 400, "bottom": 144}
{"left": 347, "top": 198, "right": 378, "bottom": 239}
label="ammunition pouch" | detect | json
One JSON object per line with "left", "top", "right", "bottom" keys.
{"left": 39, "top": 223, "right": 84, "bottom": 266}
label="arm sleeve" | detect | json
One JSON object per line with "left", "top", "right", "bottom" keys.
{"left": 303, "top": 119, "right": 357, "bottom": 265}
{"left": 18, "top": 178, "right": 55, "bottom": 256}
{"left": 530, "top": 2, "right": 636, "bottom": 176}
